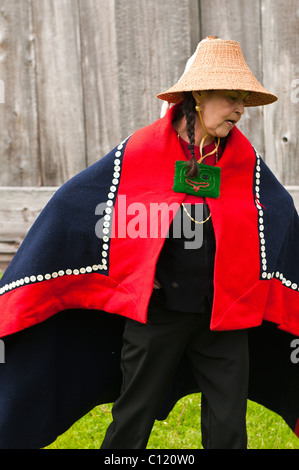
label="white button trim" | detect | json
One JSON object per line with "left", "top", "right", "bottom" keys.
{"left": 254, "top": 148, "right": 299, "bottom": 291}
{"left": 0, "top": 264, "right": 109, "bottom": 295}
{"left": 0, "top": 136, "right": 131, "bottom": 297}
{"left": 96, "top": 135, "right": 129, "bottom": 268}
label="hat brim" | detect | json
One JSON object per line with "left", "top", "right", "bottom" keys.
{"left": 157, "top": 40, "right": 278, "bottom": 108}
{"left": 157, "top": 88, "right": 278, "bottom": 107}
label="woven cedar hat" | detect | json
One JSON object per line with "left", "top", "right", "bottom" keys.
{"left": 157, "top": 37, "right": 278, "bottom": 107}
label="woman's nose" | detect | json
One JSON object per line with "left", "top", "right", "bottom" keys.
{"left": 236, "top": 100, "right": 245, "bottom": 115}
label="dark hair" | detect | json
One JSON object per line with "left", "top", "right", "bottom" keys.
{"left": 182, "top": 92, "right": 199, "bottom": 178}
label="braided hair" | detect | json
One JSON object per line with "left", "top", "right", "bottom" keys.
{"left": 181, "top": 92, "right": 199, "bottom": 178}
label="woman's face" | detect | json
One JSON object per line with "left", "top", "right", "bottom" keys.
{"left": 193, "top": 90, "right": 250, "bottom": 139}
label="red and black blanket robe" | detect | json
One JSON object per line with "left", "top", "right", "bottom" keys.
{"left": 0, "top": 104, "right": 298, "bottom": 448}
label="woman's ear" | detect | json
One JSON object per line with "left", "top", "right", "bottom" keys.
{"left": 192, "top": 91, "right": 201, "bottom": 105}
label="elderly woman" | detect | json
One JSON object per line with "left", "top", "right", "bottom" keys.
{"left": 100, "top": 38, "right": 276, "bottom": 450}
{"left": 0, "top": 37, "right": 299, "bottom": 450}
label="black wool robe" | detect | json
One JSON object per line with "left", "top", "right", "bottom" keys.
{"left": 0, "top": 105, "right": 299, "bottom": 448}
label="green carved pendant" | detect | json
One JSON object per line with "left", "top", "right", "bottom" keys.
{"left": 173, "top": 161, "right": 221, "bottom": 198}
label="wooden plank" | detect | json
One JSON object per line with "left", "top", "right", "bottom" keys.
{"left": 113, "top": 0, "right": 200, "bottom": 137}
{"left": 78, "top": 0, "right": 121, "bottom": 165}
{"left": 32, "top": 0, "right": 86, "bottom": 186}
{"left": 285, "top": 187, "right": 299, "bottom": 212}
{"left": 0, "top": 0, "right": 39, "bottom": 186}
{"left": 0, "top": 241, "right": 21, "bottom": 271}
{"left": 261, "top": 0, "right": 299, "bottom": 187}
{"left": 0, "top": 187, "right": 57, "bottom": 270}
{"left": 0, "top": 187, "right": 57, "bottom": 237}
{"left": 199, "top": 0, "right": 265, "bottom": 154}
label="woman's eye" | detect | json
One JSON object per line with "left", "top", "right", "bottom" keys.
{"left": 227, "top": 92, "right": 249, "bottom": 103}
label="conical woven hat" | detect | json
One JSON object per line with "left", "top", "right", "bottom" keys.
{"left": 157, "top": 37, "right": 278, "bottom": 107}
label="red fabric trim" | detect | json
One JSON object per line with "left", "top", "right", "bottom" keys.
{"left": 295, "top": 418, "right": 299, "bottom": 438}
{"left": 207, "top": 129, "right": 261, "bottom": 330}
{"left": 109, "top": 115, "right": 186, "bottom": 323}
{"left": 1, "top": 105, "right": 299, "bottom": 338}
{"left": 110, "top": 111, "right": 263, "bottom": 329}
{"left": 210, "top": 281, "right": 268, "bottom": 331}
{"left": 0, "top": 273, "right": 139, "bottom": 337}
{"left": 264, "top": 279, "right": 299, "bottom": 336}
{"left": 212, "top": 277, "right": 299, "bottom": 335}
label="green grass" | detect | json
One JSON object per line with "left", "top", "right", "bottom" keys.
{"left": 45, "top": 395, "right": 299, "bottom": 449}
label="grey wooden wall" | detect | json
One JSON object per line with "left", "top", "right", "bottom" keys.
{"left": 0, "top": 0, "right": 298, "bottom": 269}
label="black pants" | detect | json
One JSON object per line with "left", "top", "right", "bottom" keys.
{"left": 101, "top": 300, "right": 249, "bottom": 449}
